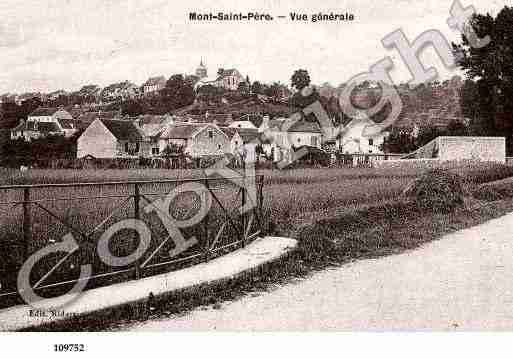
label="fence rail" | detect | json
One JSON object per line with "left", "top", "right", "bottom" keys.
{"left": 0, "top": 174, "right": 265, "bottom": 309}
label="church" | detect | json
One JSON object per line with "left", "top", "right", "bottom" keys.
{"left": 194, "top": 60, "right": 245, "bottom": 91}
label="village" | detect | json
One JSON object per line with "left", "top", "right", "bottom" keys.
{"left": 1, "top": 58, "right": 486, "bottom": 169}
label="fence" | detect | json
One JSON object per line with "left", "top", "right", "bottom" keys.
{"left": 333, "top": 153, "right": 406, "bottom": 167}
{"left": 0, "top": 174, "right": 265, "bottom": 309}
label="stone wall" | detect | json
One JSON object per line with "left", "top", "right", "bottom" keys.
{"left": 437, "top": 137, "right": 505, "bottom": 163}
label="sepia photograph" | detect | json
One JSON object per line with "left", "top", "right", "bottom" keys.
{"left": 0, "top": 0, "right": 512, "bottom": 356}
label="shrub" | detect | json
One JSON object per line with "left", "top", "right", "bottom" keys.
{"left": 473, "top": 186, "right": 504, "bottom": 202}
{"left": 404, "top": 169, "right": 465, "bottom": 213}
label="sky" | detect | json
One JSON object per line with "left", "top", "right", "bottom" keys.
{"left": 0, "top": 0, "right": 508, "bottom": 94}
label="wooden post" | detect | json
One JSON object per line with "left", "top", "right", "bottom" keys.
{"left": 134, "top": 183, "right": 141, "bottom": 280}
{"left": 258, "top": 176, "right": 264, "bottom": 226}
{"left": 241, "top": 168, "right": 246, "bottom": 248}
{"left": 22, "top": 187, "right": 31, "bottom": 261}
{"left": 203, "top": 178, "right": 210, "bottom": 261}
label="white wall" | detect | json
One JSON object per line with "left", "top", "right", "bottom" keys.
{"left": 77, "top": 119, "right": 118, "bottom": 158}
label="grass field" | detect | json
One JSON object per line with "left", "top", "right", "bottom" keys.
{"left": 3, "top": 162, "right": 513, "bottom": 313}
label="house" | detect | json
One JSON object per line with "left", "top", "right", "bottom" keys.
{"left": 260, "top": 117, "right": 323, "bottom": 156}
{"left": 157, "top": 122, "right": 230, "bottom": 157}
{"left": 220, "top": 127, "right": 260, "bottom": 155}
{"left": 143, "top": 76, "right": 167, "bottom": 94}
{"left": 77, "top": 119, "right": 145, "bottom": 158}
{"left": 76, "top": 110, "right": 121, "bottom": 131}
{"left": 216, "top": 69, "right": 245, "bottom": 91}
{"left": 194, "top": 68, "right": 245, "bottom": 91}
{"left": 10, "top": 107, "right": 78, "bottom": 141}
{"left": 337, "top": 112, "right": 389, "bottom": 154}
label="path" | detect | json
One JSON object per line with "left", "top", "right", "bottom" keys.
{"left": 128, "top": 212, "right": 513, "bottom": 331}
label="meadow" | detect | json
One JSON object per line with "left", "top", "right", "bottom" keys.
{"left": 2, "top": 162, "right": 513, "bottom": 311}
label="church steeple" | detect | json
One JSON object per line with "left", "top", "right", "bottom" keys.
{"left": 196, "top": 59, "right": 207, "bottom": 79}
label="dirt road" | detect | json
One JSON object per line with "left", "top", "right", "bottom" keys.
{"left": 128, "top": 213, "right": 513, "bottom": 331}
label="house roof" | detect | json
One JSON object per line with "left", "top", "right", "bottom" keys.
{"left": 236, "top": 128, "right": 259, "bottom": 142}
{"left": 58, "top": 118, "right": 79, "bottom": 130}
{"left": 78, "top": 111, "right": 119, "bottom": 124}
{"left": 144, "top": 76, "right": 166, "bottom": 86}
{"left": 29, "top": 107, "right": 60, "bottom": 117}
{"left": 220, "top": 127, "right": 258, "bottom": 143}
{"left": 219, "top": 127, "right": 238, "bottom": 138}
{"left": 220, "top": 69, "right": 239, "bottom": 77}
{"left": 267, "top": 118, "right": 322, "bottom": 133}
{"left": 160, "top": 124, "right": 204, "bottom": 139}
{"left": 288, "top": 120, "right": 322, "bottom": 133}
{"left": 100, "top": 119, "right": 143, "bottom": 142}
{"left": 136, "top": 115, "right": 174, "bottom": 137}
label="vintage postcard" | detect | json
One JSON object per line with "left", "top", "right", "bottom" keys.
{"left": 0, "top": 0, "right": 512, "bottom": 356}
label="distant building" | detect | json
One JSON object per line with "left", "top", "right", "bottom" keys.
{"left": 157, "top": 122, "right": 230, "bottom": 158}
{"left": 195, "top": 59, "right": 208, "bottom": 79}
{"left": 194, "top": 67, "right": 245, "bottom": 91}
{"left": 337, "top": 112, "right": 388, "bottom": 154}
{"left": 259, "top": 116, "right": 323, "bottom": 156}
{"left": 10, "top": 107, "right": 78, "bottom": 141}
{"left": 143, "top": 76, "right": 167, "bottom": 94}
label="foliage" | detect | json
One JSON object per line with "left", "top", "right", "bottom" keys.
{"left": 162, "top": 143, "right": 184, "bottom": 157}
{"left": 291, "top": 69, "right": 311, "bottom": 91}
{"left": 1, "top": 135, "right": 79, "bottom": 167}
{"left": 453, "top": 6, "right": 513, "bottom": 152}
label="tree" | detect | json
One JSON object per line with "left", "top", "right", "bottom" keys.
{"left": 453, "top": 6, "right": 513, "bottom": 151}
{"left": 162, "top": 143, "right": 184, "bottom": 157}
{"left": 251, "top": 81, "right": 263, "bottom": 94}
{"left": 291, "top": 69, "right": 311, "bottom": 91}
{"left": 380, "top": 128, "right": 417, "bottom": 154}
{"left": 159, "top": 74, "right": 195, "bottom": 111}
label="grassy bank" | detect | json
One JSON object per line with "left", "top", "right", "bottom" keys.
{"left": 27, "top": 193, "right": 513, "bottom": 332}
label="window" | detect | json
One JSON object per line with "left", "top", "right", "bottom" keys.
{"left": 297, "top": 138, "right": 301, "bottom": 143}
{"left": 218, "top": 144, "right": 222, "bottom": 150}
{"left": 208, "top": 130, "right": 213, "bottom": 138}
{"left": 124, "top": 142, "right": 129, "bottom": 153}
{"left": 368, "top": 138, "right": 374, "bottom": 146}
{"left": 152, "top": 147, "right": 160, "bottom": 155}
{"left": 311, "top": 136, "right": 318, "bottom": 147}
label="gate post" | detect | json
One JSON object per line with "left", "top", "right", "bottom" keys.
{"left": 134, "top": 183, "right": 141, "bottom": 280}
{"left": 241, "top": 168, "right": 246, "bottom": 248}
{"left": 258, "top": 176, "right": 264, "bottom": 231}
{"left": 22, "top": 187, "right": 31, "bottom": 261}
{"left": 203, "top": 178, "right": 210, "bottom": 261}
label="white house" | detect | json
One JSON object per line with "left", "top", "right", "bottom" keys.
{"left": 337, "top": 112, "right": 389, "bottom": 154}
{"left": 143, "top": 76, "right": 167, "bottom": 94}
{"left": 157, "top": 122, "right": 231, "bottom": 158}
{"left": 260, "top": 117, "right": 323, "bottom": 156}
{"left": 77, "top": 119, "right": 145, "bottom": 158}
{"left": 10, "top": 107, "right": 78, "bottom": 141}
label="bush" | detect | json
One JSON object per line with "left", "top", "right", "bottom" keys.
{"left": 404, "top": 169, "right": 465, "bottom": 213}
{"left": 473, "top": 186, "right": 504, "bottom": 202}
